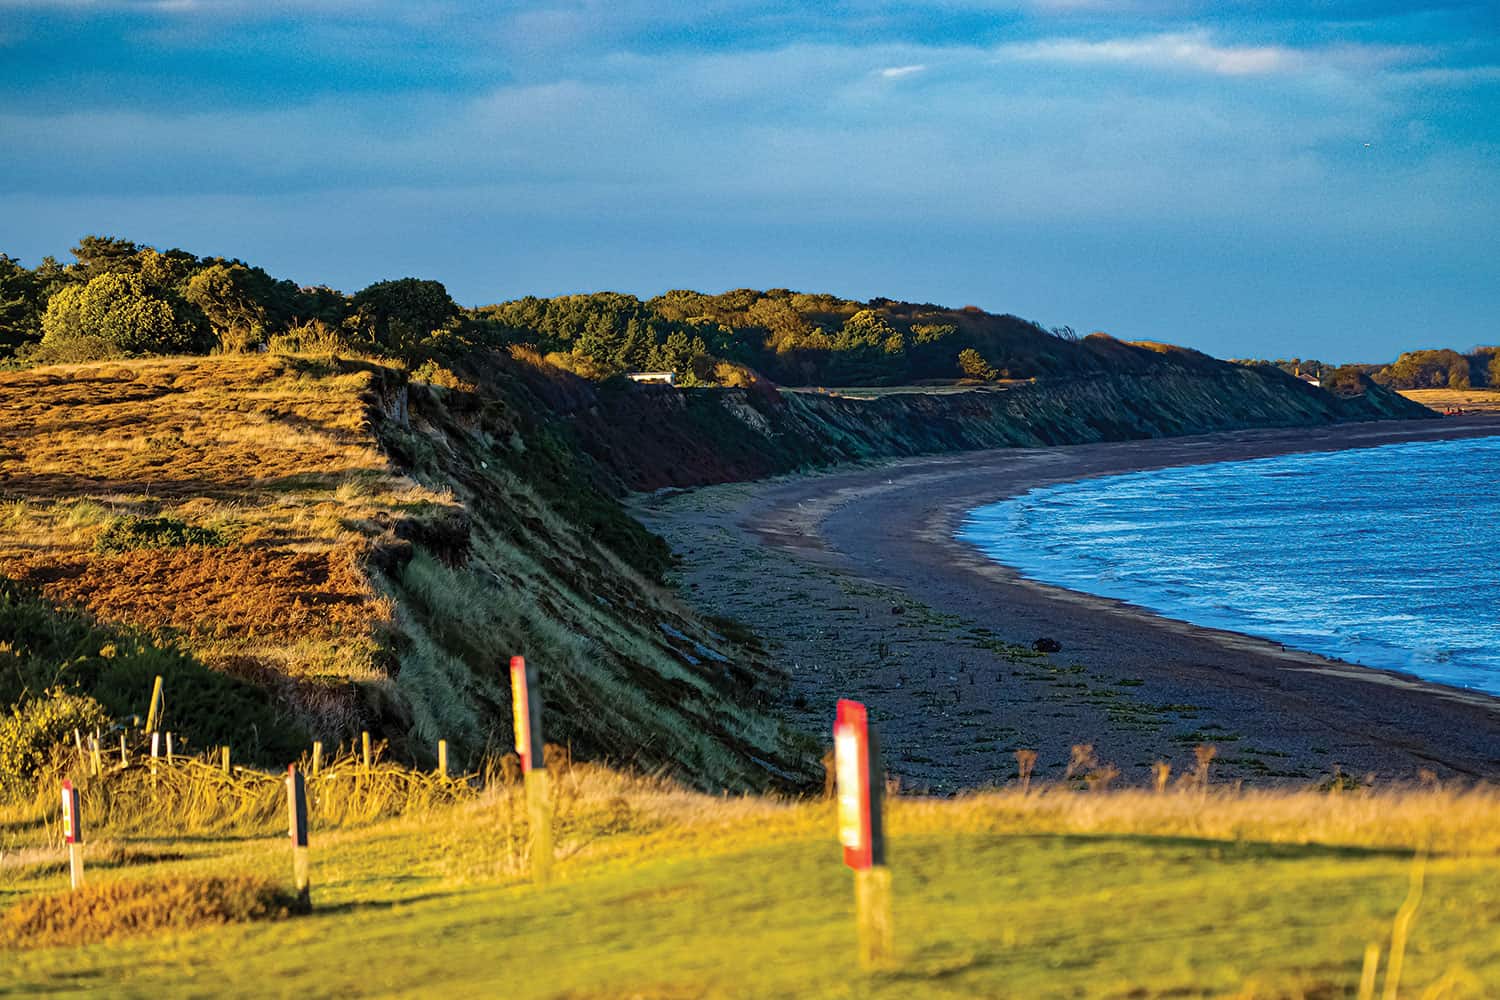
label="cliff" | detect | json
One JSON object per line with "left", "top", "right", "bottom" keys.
{"left": 545, "top": 363, "right": 1434, "bottom": 492}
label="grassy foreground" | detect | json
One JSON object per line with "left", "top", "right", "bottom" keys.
{"left": 3, "top": 767, "right": 1498, "bottom": 999}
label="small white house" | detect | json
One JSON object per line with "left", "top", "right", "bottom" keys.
{"left": 627, "top": 371, "right": 677, "bottom": 386}
{"left": 1295, "top": 372, "right": 1321, "bottom": 388}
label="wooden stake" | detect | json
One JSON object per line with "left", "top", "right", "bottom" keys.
{"left": 118, "top": 733, "right": 128, "bottom": 767}
{"left": 144, "top": 674, "right": 164, "bottom": 734}
{"left": 150, "top": 732, "right": 160, "bottom": 778}
{"left": 437, "top": 739, "right": 448, "bottom": 779}
{"left": 311, "top": 741, "right": 323, "bottom": 776}
{"left": 286, "top": 764, "right": 311, "bottom": 910}
{"left": 855, "top": 866, "right": 894, "bottom": 969}
{"left": 361, "top": 731, "right": 372, "bottom": 774}
{"left": 221, "top": 745, "right": 231, "bottom": 775}
{"left": 89, "top": 736, "right": 102, "bottom": 777}
{"left": 525, "top": 768, "right": 554, "bottom": 887}
{"left": 165, "top": 732, "right": 174, "bottom": 764}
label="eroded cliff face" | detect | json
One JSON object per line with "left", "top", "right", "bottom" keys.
{"left": 556, "top": 366, "right": 1434, "bottom": 492}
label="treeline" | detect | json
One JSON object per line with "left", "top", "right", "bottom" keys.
{"left": 1233, "top": 349, "right": 1500, "bottom": 394}
{"left": 1369, "top": 348, "right": 1500, "bottom": 391}
{"left": 0, "top": 237, "right": 465, "bottom": 365}
{"left": 3, "top": 236, "right": 1282, "bottom": 388}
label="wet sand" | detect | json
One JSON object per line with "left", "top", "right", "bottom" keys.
{"left": 636, "top": 416, "right": 1500, "bottom": 793}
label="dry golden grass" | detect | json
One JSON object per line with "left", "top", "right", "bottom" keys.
{"left": 6, "top": 547, "right": 378, "bottom": 640}
{"left": 0, "top": 356, "right": 450, "bottom": 690}
{"left": 1400, "top": 388, "right": 1500, "bottom": 413}
{"left": 0, "top": 874, "right": 295, "bottom": 949}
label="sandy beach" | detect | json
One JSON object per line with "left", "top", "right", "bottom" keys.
{"left": 636, "top": 416, "right": 1500, "bottom": 793}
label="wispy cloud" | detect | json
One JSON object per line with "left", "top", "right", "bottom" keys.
{"left": 998, "top": 32, "right": 1300, "bottom": 76}
{"left": 879, "top": 64, "right": 926, "bottom": 79}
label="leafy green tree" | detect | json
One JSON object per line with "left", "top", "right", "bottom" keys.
{"left": 40, "top": 271, "right": 204, "bottom": 360}
{"left": 958, "top": 347, "right": 999, "bottom": 381}
{"left": 350, "top": 278, "right": 459, "bottom": 354}
{"left": 0, "top": 255, "right": 46, "bottom": 357}
{"left": 184, "top": 263, "right": 270, "bottom": 351}
{"left": 69, "top": 235, "right": 141, "bottom": 279}
{"left": 1375, "top": 349, "right": 1471, "bottom": 389}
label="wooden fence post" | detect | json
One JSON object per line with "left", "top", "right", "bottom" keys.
{"left": 144, "top": 674, "right": 164, "bottom": 734}
{"left": 437, "top": 739, "right": 448, "bottom": 779}
{"left": 89, "top": 736, "right": 102, "bottom": 777}
{"left": 835, "top": 698, "right": 893, "bottom": 969}
{"left": 286, "top": 764, "right": 311, "bottom": 910}
{"left": 511, "top": 655, "right": 552, "bottom": 886}
{"left": 221, "top": 745, "right": 231, "bottom": 775}
{"left": 61, "top": 780, "right": 84, "bottom": 890}
{"left": 165, "top": 732, "right": 174, "bottom": 765}
{"left": 361, "top": 731, "right": 372, "bottom": 775}
{"left": 311, "top": 741, "right": 323, "bottom": 777}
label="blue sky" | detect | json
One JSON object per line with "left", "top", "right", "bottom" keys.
{"left": 2, "top": 2, "right": 1496, "bottom": 362}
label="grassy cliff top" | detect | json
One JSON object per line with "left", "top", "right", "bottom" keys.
{"left": 0, "top": 355, "right": 816, "bottom": 790}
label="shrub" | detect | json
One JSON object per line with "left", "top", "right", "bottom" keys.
{"left": 38, "top": 272, "right": 205, "bottom": 360}
{"left": 93, "top": 516, "right": 231, "bottom": 554}
{"left": 957, "top": 347, "right": 999, "bottom": 381}
{"left": 0, "top": 688, "right": 108, "bottom": 800}
{"left": 267, "top": 319, "right": 357, "bottom": 355}
{"left": 0, "top": 874, "right": 298, "bottom": 949}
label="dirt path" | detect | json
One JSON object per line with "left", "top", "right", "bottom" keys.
{"left": 635, "top": 416, "right": 1500, "bottom": 793}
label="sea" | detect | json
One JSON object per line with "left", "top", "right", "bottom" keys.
{"left": 957, "top": 434, "right": 1500, "bottom": 697}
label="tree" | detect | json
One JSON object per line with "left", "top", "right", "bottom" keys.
{"left": 1375, "top": 349, "right": 1470, "bottom": 390}
{"left": 69, "top": 235, "right": 141, "bottom": 279}
{"left": 184, "top": 263, "right": 270, "bottom": 352}
{"left": 350, "top": 278, "right": 459, "bottom": 354}
{"left": 40, "top": 271, "right": 203, "bottom": 360}
{"left": 958, "top": 347, "right": 999, "bottom": 381}
{"left": 0, "top": 254, "right": 45, "bottom": 357}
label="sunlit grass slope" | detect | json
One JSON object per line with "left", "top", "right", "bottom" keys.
{"left": 0, "top": 355, "right": 815, "bottom": 789}
{"left": 2, "top": 768, "right": 1498, "bottom": 999}
{"left": 1400, "top": 388, "right": 1500, "bottom": 413}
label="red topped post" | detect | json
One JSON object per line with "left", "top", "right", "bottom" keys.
{"left": 834, "top": 699, "right": 893, "bottom": 968}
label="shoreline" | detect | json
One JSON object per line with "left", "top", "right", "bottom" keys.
{"left": 638, "top": 416, "right": 1500, "bottom": 791}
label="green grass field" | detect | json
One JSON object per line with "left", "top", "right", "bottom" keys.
{"left": 4, "top": 766, "right": 1497, "bottom": 999}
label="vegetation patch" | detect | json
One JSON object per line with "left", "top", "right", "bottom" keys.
{"left": 93, "top": 515, "right": 232, "bottom": 553}
{"left": 0, "top": 576, "right": 305, "bottom": 769}
{"left": 0, "top": 875, "right": 298, "bottom": 950}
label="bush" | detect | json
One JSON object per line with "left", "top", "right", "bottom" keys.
{"left": 38, "top": 272, "right": 205, "bottom": 360}
{"left": 0, "top": 874, "right": 298, "bottom": 949}
{"left": 93, "top": 516, "right": 231, "bottom": 554}
{"left": 267, "top": 319, "right": 358, "bottom": 356}
{"left": 0, "top": 688, "right": 108, "bottom": 800}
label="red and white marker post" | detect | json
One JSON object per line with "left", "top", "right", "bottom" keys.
{"left": 60, "top": 779, "right": 84, "bottom": 890}
{"left": 286, "top": 763, "right": 311, "bottom": 910}
{"left": 835, "top": 699, "right": 893, "bottom": 968}
{"left": 511, "top": 655, "right": 553, "bottom": 885}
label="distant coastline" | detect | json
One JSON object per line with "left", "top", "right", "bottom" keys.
{"left": 645, "top": 415, "right": 1500, "bottom": 790}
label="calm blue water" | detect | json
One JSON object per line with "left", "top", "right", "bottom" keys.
{"left": 958, "top": 435, "right": 1500, "bottom": 696}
